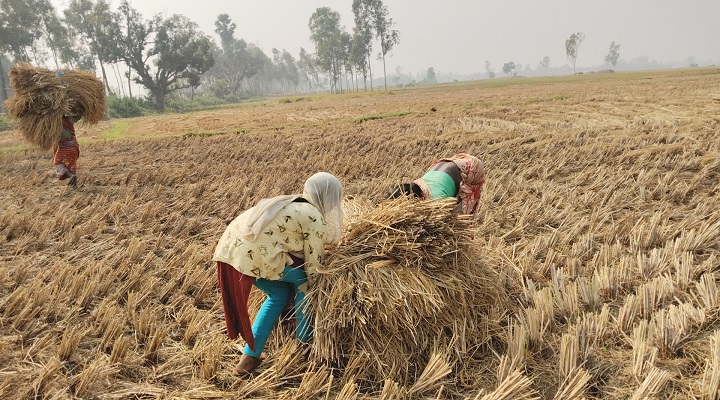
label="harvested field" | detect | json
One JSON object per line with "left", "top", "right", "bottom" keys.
{"left": 1, "top": 69, "right": 719, "bottom": 399}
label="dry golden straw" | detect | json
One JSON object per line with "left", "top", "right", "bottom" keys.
{"left": 306, "top": 197, "right": 507, "bottom": 387}
{"left": 4, "top": 63, "right": 105, "bottom": 150}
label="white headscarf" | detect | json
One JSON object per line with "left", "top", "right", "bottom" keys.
{"left": 239, "top": 194, "right": 299, "bottom": 241}
{"left": 303, "top": 172, "right": 344, "bottom": 244}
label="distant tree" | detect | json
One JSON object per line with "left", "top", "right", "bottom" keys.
{"left": 502, "top": 61, "right": 515, "bottom": 76}
{"left": 540, "top": 56, "right": 550, "bottom": 76}
{"left": 484, "top": 60, "right": 494, "bottom": 78}
{"left": 605, "top": 41, "right": 621, "bottom": 69}
{"left": 425, "top": 66, "right": 436, "bottom": 84}
{"left": 391, "top": 68, "right": 401, "bottom": 87}
{"left": 565, "top": 32, "right": 584, "bottom": 74}
{"left": 349, "top": 31, "right": 369, "bottom": 91}
{"left": 1, "top": 0, "right": 74, "bottom": 66}
{"left": 64, "top": 0, "right": 123, "bottom": 94}
{"left": 123, "top": 14, "right": 214, "bottom": 111}
{"left": 339, "top": 30, "right": 352, "bottom": 93}
{"left": 309, "top": 7, "right": 344, "bottom": 93}
{"left": 214, "top": 13, "right": 236, "bottom": 51}
{"left": 207, "top": 14, "right": 272, "bottom": 98}
{"left": 0, "top": 0, "right": 76, "bottom": 106}
{"left": 0, "top": 0, "right": 34, "bottom": 63}
{"left": 351, "top": 0, "right": 374, "bottom": 91}
{"left": 297, "top": 47, "right": 319, "bottom": 91}
{"left": 369, "top": 0, "right": 399, "bottom": 91}
{"left": 118, "top": 0, "right": 149, "bottom": 98}
{"left": 268, "top": 48, "right": 299, "bottom": 93}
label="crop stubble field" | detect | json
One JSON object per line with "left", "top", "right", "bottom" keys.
{"left": 0, "top": 69, "right": 719, "bottom": 399}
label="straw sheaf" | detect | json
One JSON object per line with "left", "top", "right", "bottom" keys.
{"left": 4, "top": 63, "right": 105, "bottom": 150}
{"left": 307, "top": 197, "right": 508, "bottom": 386}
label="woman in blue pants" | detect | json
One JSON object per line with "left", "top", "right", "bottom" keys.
{"left": 213, "top": 172, "right": 343, "bottom": 375}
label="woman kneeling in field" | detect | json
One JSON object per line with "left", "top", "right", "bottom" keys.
{"left": 213, "top": 172, "right": 343, "bottom": 375}
{"left": 389, "top": 153, "right": 486, "bottom": 215}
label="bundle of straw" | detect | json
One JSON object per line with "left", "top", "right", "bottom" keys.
{"left": 4, "top": 63, "right": 105, "bottom": 150}
{"left": 306, "top": 197, "right": 507, "bottom": 387}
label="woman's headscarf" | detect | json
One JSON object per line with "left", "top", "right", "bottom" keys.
{"left": 239, "top": 194, "right": 300, "bottom": 241}
{"left": 303, "top": 172, "right": 344, "bottom": 244}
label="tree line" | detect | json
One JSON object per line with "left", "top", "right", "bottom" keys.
{"left": 492, "top": 33, "right": 622, "bottom": 78}
{"left": 0, "top": 0, "right": 400, "bottom": 114}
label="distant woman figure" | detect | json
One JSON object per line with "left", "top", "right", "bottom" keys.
{"left": 213, "top": 172, "right": 343, "bottom": 375}
{"left": 53, "top": 114, "right": 81, "bottom": 188}
{"left": 388, "top": 153, "right": 486, "bottom": 215}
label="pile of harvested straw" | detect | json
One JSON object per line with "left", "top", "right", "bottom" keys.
{"left": 306, "top": 197, "right": 509, "bottom": 389}
{"left": 4, "top": 63, "right": 105, "bottom": 150}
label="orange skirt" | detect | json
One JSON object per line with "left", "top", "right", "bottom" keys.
{"left": 53, "top": 137, "right": 79, "bottom": 178}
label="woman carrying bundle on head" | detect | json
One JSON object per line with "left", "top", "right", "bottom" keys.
{"left": 213, "top": 172, "right": 344, "bottom": 375}
{"left": 388, "top": 153, "right": 486, "bottom": 215}
{"left": 4, "top": 64, "right": 106, "bottom": 189}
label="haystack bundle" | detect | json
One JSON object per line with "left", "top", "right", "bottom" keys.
{"left": 4, "top": 63, "right": 105, "bottom": 150}
{"left": 306, "top": 197, "right": 509, "bottom": 388}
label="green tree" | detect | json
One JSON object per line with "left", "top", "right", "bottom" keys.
{"left": 206, "top": 14, "right": 270, "bottom": 98}
{"left": 0, "top": 0, "right": 47, "bottom": 62}
{"left": 64, "top": 0, "right": 122, "bottom": 94}
{"left": 271, "top": 48, "right": 300, "bottom": 92}
{"left": 369, "top": 0, "right": 399, "bottom": 91}
{"left": 339, "top": 30, "right": 353, "bottom": 93}
{"left": 541, "top": 56, "right": 550, "bottom": 76}
{"left": 1, "top": 0, "right": 73, "bottom": 65}
{"left": 245, "top": 44, "right": 271, "bottom": 94}
{"left": 502, "top": 61, "right": 515, "bottom": 76}
{"left": 350, "top": 31, "right": 369, "bottom": 91}
{"left": 123, "top": 13, "right": 214, "bottom": 111}
{"left": 425, "top": 67, "right": 436, "bottom": 84}
{"left": 605, "top": 41, "right": 621, "bottom": 69}
{"left": 484, "top": 60, "right": 495, "bottom": 78}
{"left": 117, "top": 0, "right": 149, "bottom": 98}
{"left": 565, "top": 32, "right": 584, "bottom": 74}
{"left": 351, "top": 0, "right": 374, "bottom": 91}
{"left": 297, "top": 47, "right": 319, "bottom": 92}
{"left": 309, "top": 7, "right": 344, "bottom": 93}
{"left": 0, "top": 0, "right": 73, "bottom": 107}
{"left": 215, "top": 13, "right": 236, "bottom": 51}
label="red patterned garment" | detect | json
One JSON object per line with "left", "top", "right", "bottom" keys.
{"left": 53, "top": 117, "right": 80, "bottom": 179}
{"left": 217, "top": 261, "right": 257, "bottom": 351}
{"left": 417, "top": 153, "right": 486, "bottom": 215}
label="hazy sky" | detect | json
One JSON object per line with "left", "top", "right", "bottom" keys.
{"left": 52, "top": 0, "right": 720, "bottom": 76}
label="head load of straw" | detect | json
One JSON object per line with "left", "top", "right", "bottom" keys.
{"left": 4, "top": 63, "right": 105, "bottom": 150}
{"left": 305, "top": 197, "right": 509, "bottom": 388}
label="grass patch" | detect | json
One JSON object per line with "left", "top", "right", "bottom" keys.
{"left": 352, "top": 111, "right": 413, "bottom": 123}
{"left": 525, "top": 95, "right": 571, "bottom": 104}
{"left": 279, "top": 97, "right": 311, "bottom": 104}
{"left": 0, "top": 115, "right": 15, "bottom": 132}
{"left": 0, "top": 143, "right": 31, "bottom": 153}
{"left": 182, "top": 129, "right": 247, "bottom": 139}
{"left": 101, "top": 121, "right": 131, "bottom": 140}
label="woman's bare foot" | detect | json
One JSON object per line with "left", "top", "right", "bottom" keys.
{"left": 233, "top": 354, "right": 262, "bottom": 375}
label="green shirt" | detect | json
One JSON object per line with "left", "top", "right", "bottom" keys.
{"left": 419, "top": 170, "right": 458, "bottom": 198}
